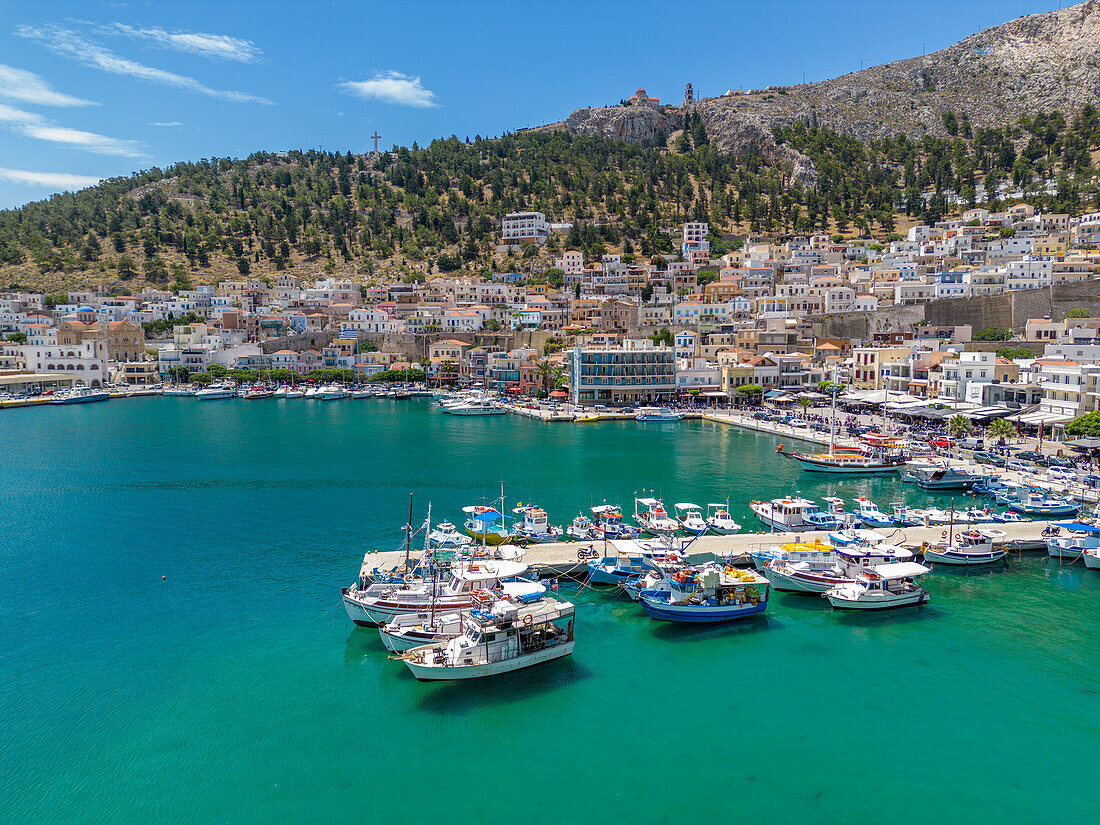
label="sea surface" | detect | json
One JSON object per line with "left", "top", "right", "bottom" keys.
{"left": 1, "top": 397, "right": 1097, "bottom": 825}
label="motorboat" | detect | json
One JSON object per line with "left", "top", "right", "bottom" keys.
{"left": 378, "top": 580, "right": 546, "bottom": 652}
{"left": 639, "top": 565, "right": 770, "bottom": 622}
{"left": 1046, "top": 526, "right": 1099, "bottom": 560}
{"left": 749, "top": 497, "right": 840, "bottom": 532}
{"left": 194, "top": 382, "right": 237, "bottom": 400}
{"left": 587, "top": 541, "right": 654, "bottom": 585}
{"left": 512, "top": 504, "right": 563, "bottom": 543}
{"left": 49, "top": 386, "right": 110, "bottom": 404}
{"left": 566, "top": 513, "right": 601, "bottom": 541}
{"left": 705, "top": 502, "right": 741, "bottom": 535}
{"left": 635, "top": 406, "right": 684, "bottom": 422}
{"left": 399, "top": 593, "right": 575, "bottom": 681}
{"left": 285, "top": 389, "right": 306, "bottom": 399}
{"left": 634, "top": 497, "right": 680, "bottom": 535}
{"left": 824, "top": 562, "right": 931, "bottom": 610}
{"left": 447, "top": 399, "right": 505, "bottom": 415}
{"left": 764, "top": 543, "right": 913, "bottom": 594}
{"left": 1009, "top": 493, "right": 1081, "bottom": 516}
{"left": 341, "top": 559, "right": 530, "bottom": 626}
{"left": 674, "top": 503, "right": 708, "bottom": 536}
{"left": 907, "top": 463, "right": 980, "bottom": 490}
{"left": 921, "top": 528, "right": 1008, "bottom": 566}
{"left": 242, "top": 386, "right": 274, "bottom": 399}
{"left": 462, "top": 506, "right": 516, "bottom": 546}
{"left": 991, "top": 510, "right": 1030, "bottom": 523}
{"left": 590, "top": 504, "right": 640, "bottom": 538}
{"left": 750, "top": 538, "right": 835, "bottom": 570}
{"left": 1084, "top": 547, "right": 1100, "bottom": 569}
{"left": 427, "top": 522, "right": 473, "bottom": 550}
{"left": 851, "top": 497, "right": 895, "bottom": 528}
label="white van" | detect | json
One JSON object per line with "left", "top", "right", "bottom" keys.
{"left": 959, "top": 437, "right": 984, "bottom": 450}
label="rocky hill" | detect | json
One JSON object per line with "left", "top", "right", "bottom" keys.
{"left": 563, "top": 0, "right": 1100, "bottom": 184}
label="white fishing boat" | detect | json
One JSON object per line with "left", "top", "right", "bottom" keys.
{"left": 922, "top": 528, "right": 1007, "bottom": 566}
{"left": 1084, "top": 548, "right": 1100, "bottom": 569}
{"left": 194, "top": 382, "right": 237, "bottom": 399}
{"left": 427, "top": 522, "right": 473, "bottom": 550}
{"left": 764, "top": 543, "right": 912, "bottom": 593}
{"left": 674, "top": 503, "right": 708, "bottom": 536}
{"left": 342, "top": 559, "right": 531, "bottom": 626}
{"left": 824, "top": 562, "right": 931, "bottom": 610}
{"left": 379, "top": 580, "right": 546, "bottom": 652}
{"left": 1046, "top": 533, "right": 1098, "bottom": 560}
{"left": 705, "top": 502, "right": 741, "bottom": 535}
{"left": 634, "top": 497, "right": 680, "bottom": 534}
{"left": 749, "top": 496, "right": 840, "bottom": 531}
{"left": 512, "top": 504, "right": 563, "bottom": 543}
{"left": 590, "top": 504, "right": 639, "bottom": 538}
{"left": 566, "top": 513, "right": 601, "bottom": 541}
{"left": 851, "top": 497, "right": 895, "bottom": 528}
{"left": 399, "top": 594, "right": 575, "bottom": 681}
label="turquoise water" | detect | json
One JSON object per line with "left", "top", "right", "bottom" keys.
{"left": 1, "top": 398, "right": 1097, "bottom": 825}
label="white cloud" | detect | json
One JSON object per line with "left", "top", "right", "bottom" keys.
{"left": 339, "top": 71, "right": 438, "bottom": 108}
{"left": 0, "top": 167, "right": 103, "bottom": 189}
{"left": 0, "top": 102, "right": 145, "bottom": 157}
{"left": 15, "top": 24, "right": 272, "bottom": 105}
{"left": 150, "top": 120, "right": 183, "bottom": 127}
{"left": 0, "top": 63, "right": 96, "bottom": 107}
{"left": 109, "top": 24, "right": 263, "bottom": 63}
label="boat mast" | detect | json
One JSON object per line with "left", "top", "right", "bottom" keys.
{"left": 403, "top": 492, "right": 413, "bottom": 572}
{"left": 829, "top": 364, "right": 838, "bottom": 453}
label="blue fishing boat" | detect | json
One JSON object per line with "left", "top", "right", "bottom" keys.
{"left": 851, "top": 496, "right": 895, "bottom": 528}
{"left": 587, "top": 553, "right": 650, "bottom": 585}
{"left": 1008, "top": 493, "right": 1080, "bottom": 516}
{"left": 639, "top": 566, "right": 771, "bottom": 622}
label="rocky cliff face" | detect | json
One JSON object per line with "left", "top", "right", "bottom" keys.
{"left": 559, "top": 1, "right": 1100, "bottom": 187}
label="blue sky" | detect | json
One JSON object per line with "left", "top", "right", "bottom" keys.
{"left": 0, "top": 0, "right": 1073, "bottom": 209}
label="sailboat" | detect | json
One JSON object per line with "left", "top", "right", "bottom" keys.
{"left": 777, "top": 368, "right": 904, "bottom": 474}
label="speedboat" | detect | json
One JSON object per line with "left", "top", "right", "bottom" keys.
{"left": 447, "top": 399, "right": 505, "bottom": 415}
{"left": 634, "top": 497, "right": 680, "bottom": 535}
{"left": 705, "top": 502, "right": 741, "bottom": 535}
{"left": 639, "top": 566, "right": 770, "bottom": 622}
{"left": 462, "top": 506, "right": 516, "bottom": 546}
{"left": 851, "top": 497, "right": 895, "bottom": 528}
{"left": 991, "top": 510, "right": 1030, "bottom": 523}
{"left": 398, "top": 593, "right": 575, "bottom": 681}
{"left": 341, "top": 559, "right": 530, "bottom": 626}
{"left": 427, "top": 522, "right": 473, "bottom": 550}
{"left": 566, "top": 513, "right": 601, "bottom": 541}
{"left": 674, "top": 503, "right": 708, "bottom": 536}
{"left": 590, "top": 504, "right": 640, "bottom": 538}
{"left": 824, "top": 562, "right": 931, "bottom": 610}
{"left": 194, "top": 382, "right": 237, "bottom": 399}
{"left": 749, "top": 497, "right": 840, "bottom": 532}
{"left": 635, "top": 406, "right": 684, "bottom": 422}
{"left": 908, "top": 463, "right": 980, "bottom": 490}
{"left": 921, "top": 529, "right": 1008, "bottom": 566}
{"left": 512, "top": 504, "right": 563, "bottom": 543}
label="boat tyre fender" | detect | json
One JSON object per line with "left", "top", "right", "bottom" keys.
{"left": 522, "top": 614, "right": 532, "bottom": 627}
{"left": 941, "top": 530, "right": 948, "bottom": 538}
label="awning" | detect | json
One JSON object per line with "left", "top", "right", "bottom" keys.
{"left": 702, "top": 391, "right": 728, "bottom": 397}
{"left": 1006, "top": 409, "right": 1073, "bottom": 426}
{"left": 1065, "top": 437, "right": 1100, "bottom": 451}
{"left": 964, "top": 406, "right": 1015, "bottom": 422}
{"left": 549, "top": 389, "right": 567, "bottom": 397}
{"left": 507, "top": 385, "right": 522, "bottom": 392}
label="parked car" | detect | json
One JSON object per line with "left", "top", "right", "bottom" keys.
{"left": 1048, "top": 466, "right": 1076, "bottom": 482}
{"left": 930, "top": 437, "right": 953, "bottom": 449}
{"left": 974, "top": 451, "right": 1005, "bottom": 466}
{"left": 958, "top": 437, "right": 985, "bottom": 450}
{"left": 1006, "top": 460, "right": 1031, "bottom": 473}
{"left": 1015, "top": 451, "right": 1044, "bottom": 461}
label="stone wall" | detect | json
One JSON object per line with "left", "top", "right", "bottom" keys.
{"left": 924, "top": 280, "right": 1100, "bottom": 333}
{"left": 259, "top": 330, "right": 336, "bottom": 354}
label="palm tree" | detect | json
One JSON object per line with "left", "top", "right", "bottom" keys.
{"left": 535, "top": 359, "right": 553, "bottom": 393}
{"left": 948, "top": 414, "right": 974, "bottom": 438}
{"left": 986, "top": 418, "right": 1014, "bottom": 444}
{"left": 797, "top": 396, "right": 812, "bottom": 419}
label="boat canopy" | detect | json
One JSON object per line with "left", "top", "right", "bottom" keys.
{"left": 606, "top": 539, "right": 647, "bottom": 556}
{"left": 674, "top": 503, "right": 701, "bottom": 511}
{"left": 872, "top": 561, "right": 930, "bottom": 579}
{"left": 635, "top": 497, "right": 659, "bottom": 507}
{"left": 455, "top": 560, "right": 528, "bottom": 580}
{"left": 501, "top": 581, "right": 546, "bottom": 599}
{"left": 463, "top": 505, "right": 503, "bottom": 522}
{"left": 591, "top": 504, "right": 621, "bottom": 514}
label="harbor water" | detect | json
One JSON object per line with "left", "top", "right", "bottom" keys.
{"left": 1, "top": 397, "right": 1097, "bottom": 824}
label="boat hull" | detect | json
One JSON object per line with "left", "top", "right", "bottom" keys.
{"left": 1084, "top": 551, "right": 1100, "bottom": 569}
{"left": 639, "top": 596, "right": 768, "bottom": 623}
{"left": 403, "top": 641, "right": 574, "bottom": 681}
{"left": 923, "top": 549, "right": 1007, "bottom": 566}
{"left": 343, "top": 592, "right": 471, "bottom": 627}
{"left": 790, "top": 455, "right": 901, "bottom": 473}
{"left": 764, "top": 567, "right": 848, "bottom": 593}
{"left": 825, "top": 590, "right": 929, "bottom": 610}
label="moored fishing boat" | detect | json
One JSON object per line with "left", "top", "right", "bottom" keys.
{"left": 749, "top": 496, "right": 840, "bottom": 532}
{"left": 851, "top": 496, "right": 895, "bottom": 528}
{"left": 590, "top": 504, "right": 640, "bottom": 538}
{"left": 398, "top": 594, "right": 575, "bottom": 681}
{"left": 764, "top": 543, "right": 913, "bottom": 594}
{"left": 705, "top": 501, "right": 741, "bottom": 535}
{"left": 427, "top": 521, "right": 473, "bottom": 550}
{"left": 634, "top": 496, "right": 680, "bottom": 534}
{"left": 566, "top": 513, "right": 601, "bottom": 540}
{"left": 463, "top": 505, "right": 516, "bottom": 545}
{"left": 1009, "top": 492, "right": 1081, "bottom": 516}
{"left": 908, "top": 463, "right": 981, "bottom": 490}
{"left": 1084, "top": 547, "right": 1100, "bottom": 569}
{"left": 638, "top": 566, "right": 770, "bottom": 622}
{"left": 749, "top": 537, "right": 835, "bottom": 570}
{"left": 824, "top": 562, "right": 931, "bottom": 610}
{"left": 674, "top": 503, "right": 708, "bottom": 535}
{"left": 512, "top": 504, "right": 563, "bottom": 543}
{"left": 921, "top": 528, "right": 1007, "bottom": 566}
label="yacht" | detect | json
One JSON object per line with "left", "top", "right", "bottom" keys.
{"left": 705, "top": 502, "right": 741, "bottom": 535}
{"left": 590, "top": 504, "right": 640, "bottom": 538}
{"left": 749, "top": 496, "right": 840, "bottom": 532}
{"left": 824, "top": 562, "right": 931, "bottom": 610}
{"left": 674, "top": 503, "right": 708, "bottom": 536}
{"left": 447, "top": 398, "right": 505, "bottom": 415}
{"left": 512, "top": 504, "right": 563, "bottom": 543}
{"left": 921, "top": 529, "right": 1007, "bottom": 566}
{"left": 635, "top": 406, "right": 684, "bottom": 422}
{"left": 50, "top": 386, "right": 110, "bottom": 404}
{"left": 285, "top": 388, "right": 306, "bottom": 399}
{"left": 907, "top": 463, "right": 980, "bottom": 490}
{"left": 639, "top": 565, "right": 770, "bottom": 622}
{"left": 242, "top": 386, "right": 274, "bottom": 399}
{"left": 634, "top": 497, "right": 680, "bottom": 534}
{"left": 341, "top": 559, "right": 530, "bottom": 626}
{"left": 427, "top": 522, "right": 473, "bottom": 550}
{"left": 314, "top": 383, "right": 349, "bottom": 400}
{"left": 399, "top": 593, "right": 575, "bottom": 680}
{"left": 194, "top": 382, "right": 237, "bottom": 400}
